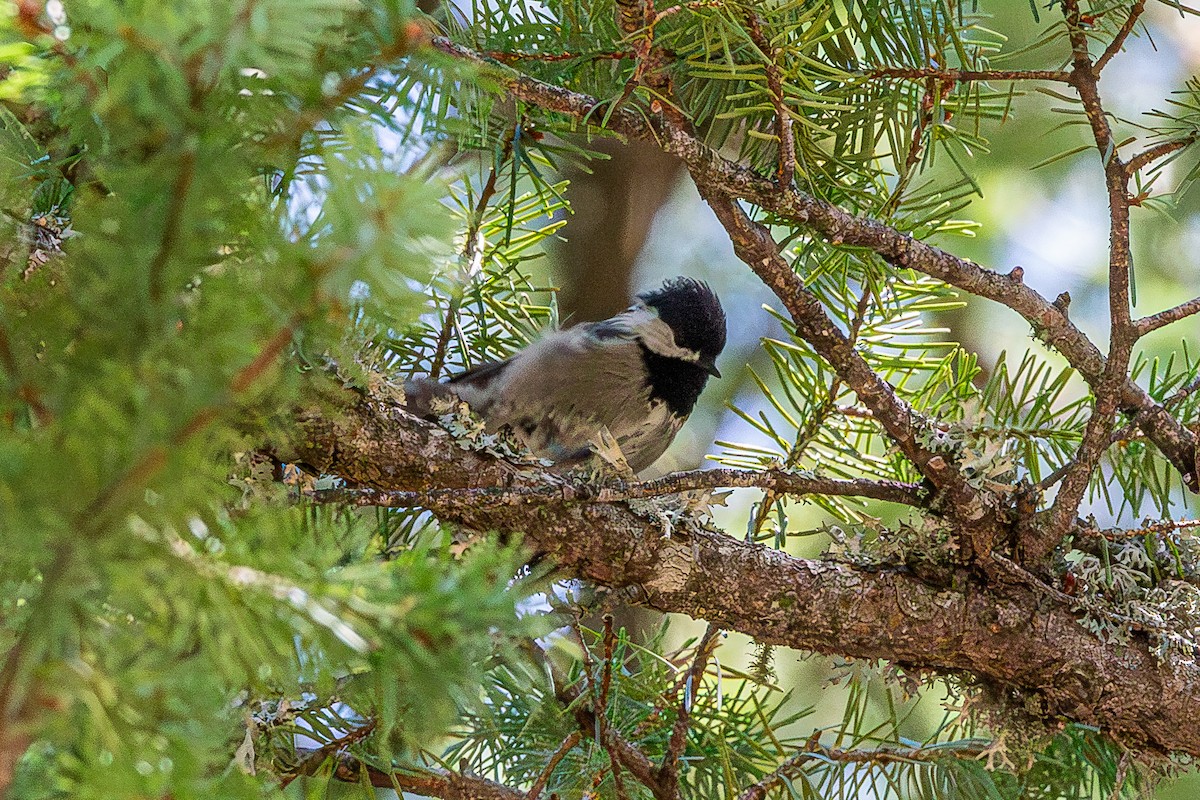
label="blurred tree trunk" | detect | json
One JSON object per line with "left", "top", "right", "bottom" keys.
{"left": 554, "top": 139, "right": 683, "bottom": 323}
{"left": 554, "top": 138, "right": 684, "bottom": 643}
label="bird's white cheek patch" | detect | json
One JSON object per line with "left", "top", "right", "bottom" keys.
{"left": 638, "top": 316, "right": 700, "bottom": 362}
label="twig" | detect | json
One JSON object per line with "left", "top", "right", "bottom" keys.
{"left": 868, "top": 67, "right": 1071, "bottom": 83}
{"left": 266, "top": 34, "right": 416, "bottom": 148}
{"left": 1124, "top": 133, "right": 1199, "bottom": 178}
{"left": 1135, "top": 295, "right": 1200, "bottom": 335}
{"left": 480, "top": 48, "right": 630, "bottom": 63}
{"left": 1107, "top": 749, "right": 1133, "bottom": 800}
{"left": 540, "top": 633, "right": 672, "bottom": 800}
{"left": 429, "top": 138, "right": 513, "bottom": 378}
{"left": 307, "top": 468, "right": 928, "bottom": 508}
{"left": 599, "top": 615, "right": 617, "bottom": 712}
{"left": 526, "top": 732, "right": 582, "bottom": 800}
{"left": 1095, "top": 0, "right": 1146, "bottom": 73}
{"left": 147, "top": 150, "right": 196, "bottom": 308}
{"left": 737, "top": 738, "right": 990, "bottom": 800}
{"left": 333, "top": 757, "right": 525, "bottom": 800}
{"left": 1165, "top": 375, "right": 1200, "bottom": 410}
{"left": 882, "top": 78, "right": 943, "bottom": 215}
{"left": 1083, "top": 518, "right": 1200, "bottom": 540}
{"left": 0, "top": 323, "right": 51, "bottom": 425}
{"left": 281, "top": 718, "right": 378, "bottom": 789}
{"left": 743, "top": 10, "right": 795, "bottom": 187}
{"left": 658, "top": 625, "right": 721, "bottom": 797}
{"left": 1040, "top": 0, "right": 1140, "bottom": 556}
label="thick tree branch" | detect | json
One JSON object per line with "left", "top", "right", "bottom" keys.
{"left": 281, "top": 397, "right": 1200, "bottom": 758}
{"left": 428, "top": 37, "right": 1199, "bottom": 494}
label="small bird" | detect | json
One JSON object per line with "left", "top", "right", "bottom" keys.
{"left": 406, "top": 276, "right": 726, "bottom": 473}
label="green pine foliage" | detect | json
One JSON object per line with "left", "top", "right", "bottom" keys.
{"left": 3, "top": 0, "right": 1200, "bottom": 798}
{"left": 0, "top": 1, "right": 536, "bottom": 797}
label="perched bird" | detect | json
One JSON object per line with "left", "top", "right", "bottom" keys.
{"left": 406, "top": 276, "right": 726, "bottom": 473}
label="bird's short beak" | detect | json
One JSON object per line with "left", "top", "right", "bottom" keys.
{"left": 703, "top": 361, "right": 722, "bottom": 378}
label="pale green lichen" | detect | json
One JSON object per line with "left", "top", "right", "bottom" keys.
{"left": 1065, "top": 526, "right": 1200, "bottom": 666}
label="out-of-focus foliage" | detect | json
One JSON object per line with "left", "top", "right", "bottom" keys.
{"left": 0, "top": 1, "right": 542, "bottom": 797}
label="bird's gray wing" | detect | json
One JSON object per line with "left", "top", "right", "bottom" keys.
{"left": 478, "top": 326, "right": 682, "bottom": 470}
{"left": 403, "top": 355, "right": 516, "bottom": 417}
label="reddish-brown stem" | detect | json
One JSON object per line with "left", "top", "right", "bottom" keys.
{"left": 658, "top": 625, "right": 720, "bottom": 797}
{"left": 333, "top": 758, "right": 525, "bottom": 800}
{"left": 743, "top": 10, "right": 795, "bottom": 187}
{"left": 526, "top": 732, "right": 582, "bottom": 800}
{"left": 1095, "top": 0, "right": 1146, "bottom": 73}
{"left": 147, "top": 150, "right": 196, "bottom": 308}
{"left": 1125, "top": 133, "right": 1199, "bottom": 178}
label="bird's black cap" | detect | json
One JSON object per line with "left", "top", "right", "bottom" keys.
{"left": 638, "top": 277, "right": 727, "bottom": 375}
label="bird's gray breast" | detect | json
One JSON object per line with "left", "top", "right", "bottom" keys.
{"left": 452, "top": 328, "right": 683, "bottom": 472}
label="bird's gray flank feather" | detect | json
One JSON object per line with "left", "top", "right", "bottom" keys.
{"left": 447, "top": 323, "right": 681, "bottom": 471}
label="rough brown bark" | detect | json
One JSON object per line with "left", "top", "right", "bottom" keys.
{"left": 282, "top": 395, "right": 1200, "bottom": 758}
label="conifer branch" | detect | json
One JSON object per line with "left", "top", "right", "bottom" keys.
{"left": 693, "top": 191, "right": 1000, "bottom": 560}
{"left": 1038, "top": 0, "right": 1139, "bottom": 557}
{"left": 514, "top": 624, "right": 675, "bottom": 800}
{"left": 1095, "top": 0, "right": 1146, "bottom": 73}
{"left": 429, "top": 37, "right": 1199, "bottom": 495}
{"left": 284, "top": 398, "right": 1200, "bottom": 757}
